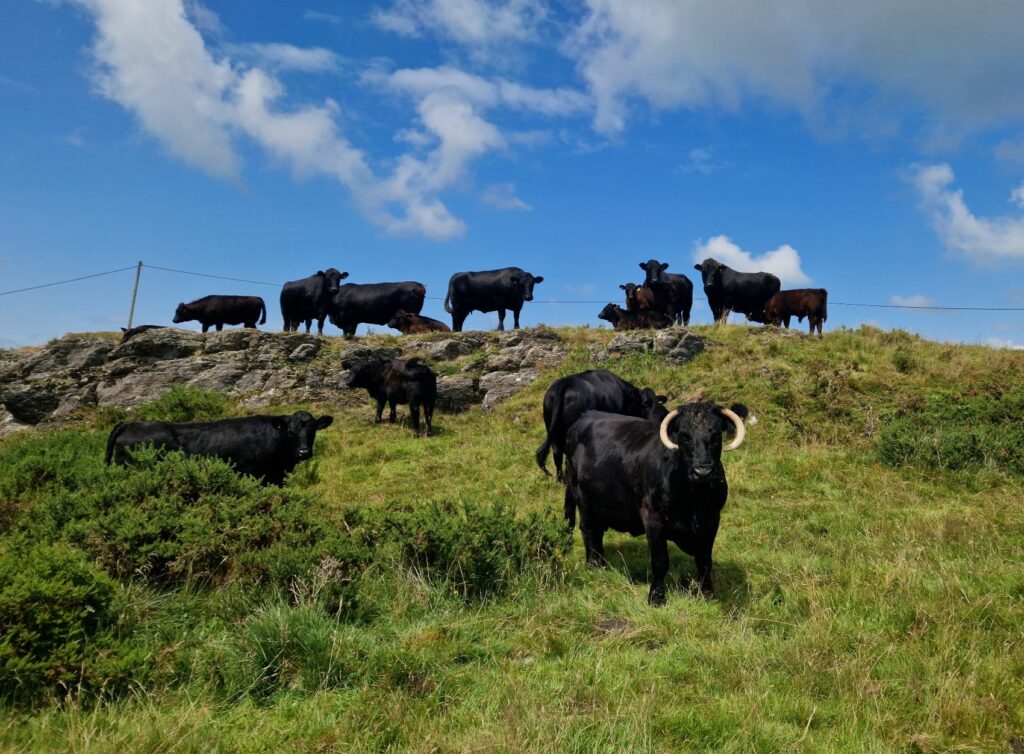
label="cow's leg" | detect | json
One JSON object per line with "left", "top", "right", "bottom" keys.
{"left": 683, "top": 307, "right": 691, "bottom": 327}
{"left": 304, "top": 319, "right": 312, "bottom": 333}
{"left": 581, "top": 522, "right": 605, "bottom": 566}
{"left": 316, "top": 316, "right": 325, "bottom": 335}
{"left": 216, "top": 323, "right": 224, "bottom": 332}
{"left": 497, "top": 308, "right": 506, "bottom": 331}
{"left": 201, "top": 324, "right": 210, "bottom": 333}
{"left": 645, "top": 520, "right": 670, "bottom": 606}
{"left": 373, "top": 399, "right": 385, "bottom": 423}
{"left": 245, "top": 321, "right": 256, "bottom": 329}
{"left": 512, "top": 306, "right": 522, "bottom": 329}
{"left": 424, "top": 400, "right": 434, "bottom": 437}
{"left": 409, "top": 401, "right": 421, "bottom": 435}
{"left": 694, "top": 546, "right": 716, "bottom": 599}
{"left": 553, "top": 444, "right": 564, "bottom": 484}
{"left": 388, "top": 400, "right": 398, "bottom": 423}
{"left": 452, "top": 309, "right": 467, "bottom": 333}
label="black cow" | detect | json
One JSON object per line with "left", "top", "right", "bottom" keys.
{"left": 444, "top": 267, "right": 544, "bottom": 332}
{"left": 346, "top": 358, "right": 437, "bottom": 436}
{"left": 328, "top": 282, "right": 426, "bottom": 338}
{"left": 564, "top": 402, "right": 749, "bottom": 605}
{"left": 387, "top": 310, "right": 452, "bottom": 334}
{"left": 172, "top": 295, "right": 267, "bottom": 333}
{"left": 105, "top": 411, "right": 333, "bottom": 486}
{"left": 598, "top": 303, "right": 672, "bottom": 330}
{"left": 280, "top": 268, "right": 350, "bottom": 334}
{"left": 638, "top": 260, "right": 694, "bottom": 326}
{"left": 535, "top": 369, "right": 668, "bottom": 482}
{"left": 751, "top": 289, "right": 828, "bottom": 337}
{"left": 693, "top": 258, "right": 781, "bottom": 323}
{"left": 120, "top": 325, "right": 165, "bottom": 342}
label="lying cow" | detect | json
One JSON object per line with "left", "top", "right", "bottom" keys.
{"left": 444, "top": 267, "right": 544, "bottom": 332}
{"left": 693, "top": 258, "right": 780, "bottom": 323}
{"left": 120, "top": 325, "right": 165, "bottom": 342}
{"left": 752, "top": 289, "right": 828, "bottom": 336}
{"left": 329, "top": 282, "right": 426, "bottom": 338}
{"left": 280, "top": 268, "right": 349, "bottom": 334}
{"left": 598, "top": 303, "right": 672, "bottom": 330}
{"left": 346, "top": 358, "right": 437, "bottom": 436}
{"left": 172, "top": 295, "right": 267, "bottom": 332}
{"left": 536, "top": 369, "right": 668, "bottom": 482}
{"left": 105, "top": 411, "right": 333, "bottom": 486}
{"left": 564, "top": 401, "right": 749, "bottom": 605}
{"left": 387, "top": 310, "right": 452, "bottom": 334}
{"left": 638, "top": 259, "right": 694, "bottom": 326}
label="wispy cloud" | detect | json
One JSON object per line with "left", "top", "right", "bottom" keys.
{"left": 481, "top": 182, "right": 532, "bottom": 211}
{"left": 907, "top": 163, "right": 1024, "bottom": 262}
{"left": 371, "top": 0, "right": 547, "bottom": 47}
{"left": 303, "top": 9, "right": 345, "bottom": 25}
{"left": 223, "top": 42, "right": 343, "bottom": 73}
{"left": 692, "top": 235, "right": 811, "bottom": 286}
{"left": 0, "top": 74, "right": 36, "bottom": 93}
{"left": 890, "top": 294, "right": 935, "bottom": 308}
{"left": 678, "top": 146, "right": 729, "bottom": 175}
{"left": 986, "top": 337, "right": 1024, "bottom": 350}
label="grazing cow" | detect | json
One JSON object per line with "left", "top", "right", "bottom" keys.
{"left": 598, "top": 303, "right": 672, "bottom": 330}
{"left": 693, "top": 258, "right": 781, "bottom": 323}
{"left": 120, "top": 325, "right": 165, "bottom": 342}
{"left": 105, "top": 411, "right": 334, "bottom": 486}
{"left": 280, "top": 268, "right": 350, "bottom": 334}
{"left": 328, "top": 282, "right": 426, "bottom": 338}
{"left": 172, "top": 295, "right": 267, "bottom": 333}
{"left": 444, "top": 267, "right": 544, "bottom": 332}
{"left": 387, "top": 310, "right": 452, "bottom": 334}
{"left": 346, "top": 358, "right": 437, "bottom": 436}
{"left": 638, "top": 260, "right": 694, "bottom": 326}
{"left": 751, "top": 289, "right": 829, "bottom": 337}
{"left": 564, "top": 401, "right": 749, "bottom": 605}
{"left": 535, "top": 369, "right": 668, "bottom": 482}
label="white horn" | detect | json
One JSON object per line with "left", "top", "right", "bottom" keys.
{"left": 659, "top": 409, "right": 680, "bottom": 451}
{"left": 721, "top": 407, "right": 746, "bottom": 451}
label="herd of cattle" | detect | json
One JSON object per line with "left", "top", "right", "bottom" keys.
{"left": 140, "top": 257, "right": 828, "bottom": 341}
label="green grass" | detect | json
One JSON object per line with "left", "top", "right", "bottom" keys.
{"left": 1, "top": 325, "right": 1023, "bottom": 752}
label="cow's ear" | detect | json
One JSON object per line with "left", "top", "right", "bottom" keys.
{"left": 271, "top": 417, "right": 288, "bottom": 432}
{"left": 726, "top": 403, "right": 749, "bottom": 421}
{"left": 619, "top": 284, "right": 627, "bottom": 290}
{"left": 639, "top": 262, "right": 647, "bottom": 271}
{"left": 661, "top": 262, "right": 669, "bottom": 270}
{"left": 315, "top": 415, "right": 334, "bottom": 430}
{"left": 339, "top": 271, "right": 350, "bottom": 279}
{"left": 121, "top": 327, "right": 127, "bottom": 333}
{"left": 317, "top": 270, "right": 325, "bottom": 277}
{"left": 657, "top": 394, "right": 668, "bottom": 404}
{"left": 693, "top": 264, "right": 701, "bottom": 271}
{"left": 533, "top": 276, "right": 543, "bottom": 284}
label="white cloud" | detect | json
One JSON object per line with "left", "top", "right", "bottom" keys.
{"left": 303, "top": 10, "right": 345, "bottom": 25}
{"left": 986, "top": 337, "right": 1024, "bottom": 350}
{"left": 890, "top": 295, "right": 935, "bottom": 308}
{"left": 678, "top": 146, "right": 729, "bottom": 176}
{"left": 1012, "top": 184, "right": 1024, "bottom": 210}
{"left": 72, "top": 0, "right": 582, "bottom": 240}
{"left": 692, "top": 235, "right": 810, "bottom": 286}
{"left": 908, "top": 163, "right": 1024, "bottom": 261}
{"left": 565, "top": 0, "right": 1024, "bottom": 137}
{"left": 481, "top": 182, "right": 531, "bottom": 211}
{"left": 371, "top": 0, "right": 546, "bottom": 47}
{"left": 994, "top": 139, "right": 1024, "bottom": 166}
{"left": 223, "top": 43, "right": 342, "bottom": 73}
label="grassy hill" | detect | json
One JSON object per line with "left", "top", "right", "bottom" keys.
{"left": 1, "top": 325, "right": 1022, "bottom": 753}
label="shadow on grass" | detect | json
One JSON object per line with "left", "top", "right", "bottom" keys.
{"left": 602, "top": 535, "right": 750, "bottom": 609}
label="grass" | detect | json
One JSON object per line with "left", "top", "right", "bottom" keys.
{"left": 1, "top": 324, "right": 1023, "bottom": 752}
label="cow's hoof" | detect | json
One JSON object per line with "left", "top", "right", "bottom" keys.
{"left": 648, "top": 589, "right": 667, "bottom": 607}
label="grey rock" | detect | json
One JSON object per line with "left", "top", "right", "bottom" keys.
{"left": 112, "top": 328, "right": 204, "bottom": 361}
{"left": 203, "top": 329, "right": 258, "bottom": 354}
{"left": 592, "top": 327, "right": 706, "bottom": 364}
{"left": 339, "top": 343, "right": 401, "bottom": 367}
{"left": 0, "top": 383, "right": 60, "bottom": 424}
{"left": 435, "top": 376, "right": 482, "bottom": 412}
{"left": 288, "top": 343, "right": 320, "bottom": 362}
{"left": 0, "top": 407, "right": 31, "bottom": 439}
{"left": 479, "top": 369, "right": 540, "bottom": 412}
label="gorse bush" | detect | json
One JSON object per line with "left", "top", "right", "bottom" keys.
{"left": 132, "top": 385, "right": 231, "bottom": 423}
{"left": 377, "top": 501, "right": 572, "bottom": 599}
{"left": 0, "top": 542, "right": 143, "bottom": 704}
{"left": 878, "top": 388, "right": 1024, "bottom": 474}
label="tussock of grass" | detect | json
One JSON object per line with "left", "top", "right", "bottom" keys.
{"left": 1, "top": 325, "right": 1022, "bottom": 752}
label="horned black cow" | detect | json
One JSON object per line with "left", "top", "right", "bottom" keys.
{"left": 444, "top": 267, "right": 544, "bottom": 332}
{"left": 105, "top": 411, "right": 333, "bottom": 486}
{"left": 280, "top": 268, "right": 349, "bottom": 334}
{"left": 563, "top": 402, "right": 750, "bottom": 605}
{"left": 387, "top": 310, "right": 451, "bottom": 334}
{"left": 346, "top": 358, "right": 437, "bottom": 436}
{"left": 535, "top": 369, "right": 668, "bottom": 482}
{"left": 638, "top": 260, "right": 694, "bottom": 326}
{"left": 328, "top": 282, "right": 426, "bottom": 338}
{"left": 172, "top": 295, "right": 267, "bottom": 333}
{"left": 598, "top": 303, "right": 672, "bottom": 330}
{"left": 693, "top": 258, "right": 780, "bottom": 323}
{"left": 752, "top": 289, "right": 829, "bottom": 337}
{"left": 120, "top": 325, "right": 165, "bottom": 342}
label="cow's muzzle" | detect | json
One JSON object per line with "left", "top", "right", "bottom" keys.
{"left": 295, "top": 449, "right": 312, "bottom": 460}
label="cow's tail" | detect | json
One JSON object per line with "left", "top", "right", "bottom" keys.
{"left": 821, "top": 289, "right": 828, "bottom": 322}
{"left": 443, "top": 279, "right": 454, "bottom": 314}
{"left": 259, "top": 298, "right": 267, "bottom": 325}
{"left": 535, "top": 381, "right": 566, "bottom": 476}
{"left": 562, "top": 458, "right": 577, "bottom": 531}
{"left": 105, "top": 422, "right": 126, "bottom": 465}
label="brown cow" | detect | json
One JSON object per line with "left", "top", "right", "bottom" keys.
{"left": 755, "top": 289, "right": 828, "bottom": 336}
{"left": 387, "top": 310, "right": 452, "bottom": 334}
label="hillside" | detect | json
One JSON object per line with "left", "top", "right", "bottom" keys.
{"left": 1, "top": 324, "right": 1022, "bottom": 753}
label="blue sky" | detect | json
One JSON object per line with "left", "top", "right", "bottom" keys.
{"left": 2, "top": 0, "right": 1024, "bottom": 347}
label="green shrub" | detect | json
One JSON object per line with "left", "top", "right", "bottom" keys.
{"left": 376, "top": 501, "right": 572, "bottom": 599}
{"left": 133, "top": 386, "right": 231, "bottom": 423}
{"left": 0, "top": 541, "right": 143, "bottom": 704}
{"left": 878, "top": 388, "right": 1024, "bottom": 473}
